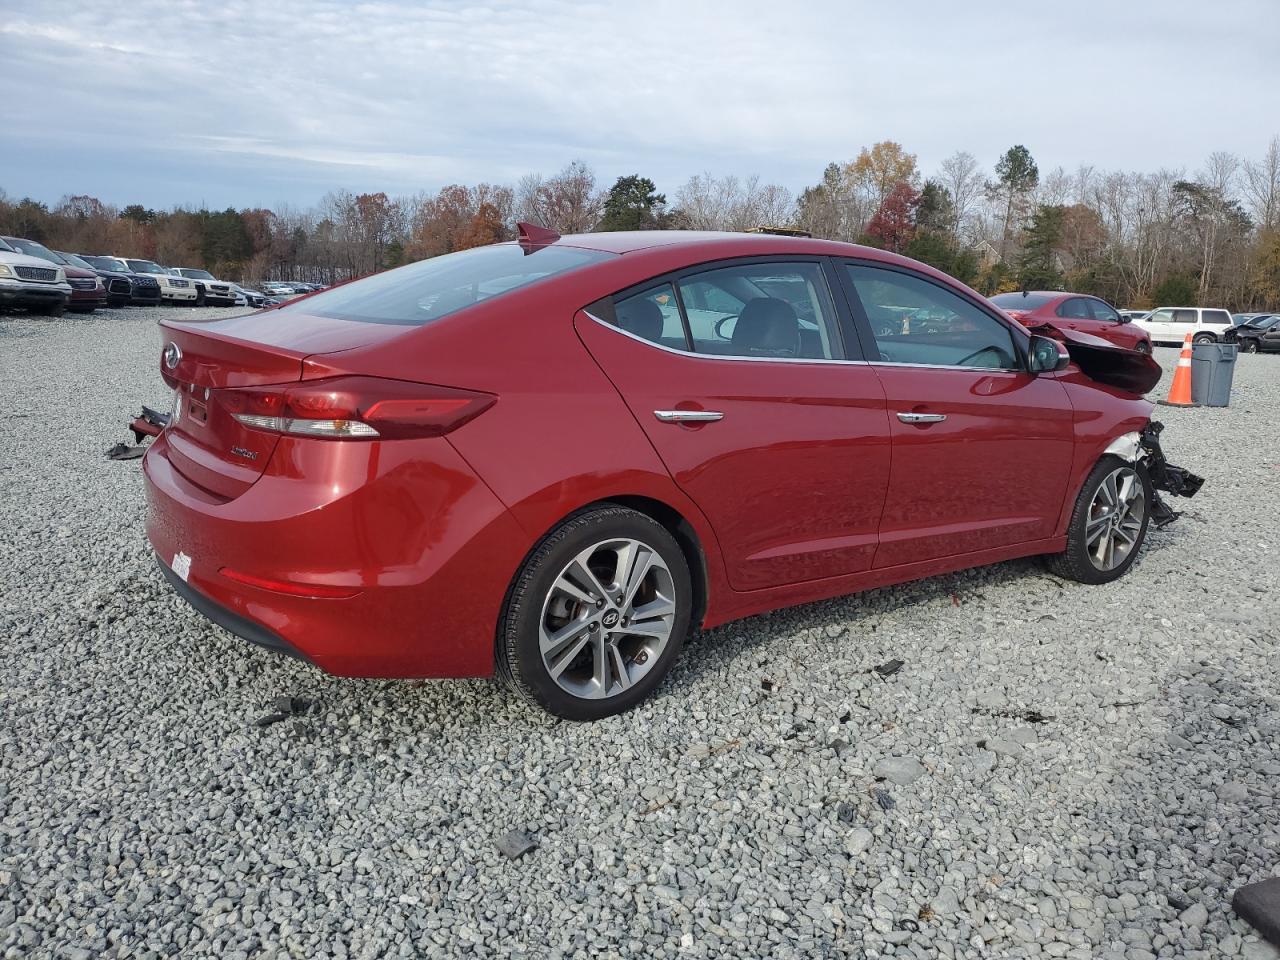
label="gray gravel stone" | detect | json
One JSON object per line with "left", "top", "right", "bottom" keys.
{"left": 0, "top": 319, "right": 1276, "bottom": 958}
{"left": 873, "top": 756, "right": 926, "bottom": 785}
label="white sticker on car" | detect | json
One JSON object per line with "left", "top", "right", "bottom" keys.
{"left": 172, "top": 551, "right": 192, "bottom": 582}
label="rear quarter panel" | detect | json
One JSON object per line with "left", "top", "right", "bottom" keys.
{"left": 307, "top": 276, "right": 735, "bottom": 628}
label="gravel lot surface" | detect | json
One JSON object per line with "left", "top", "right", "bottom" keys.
{"left": 2, "top": 306, "right": 1278, "bottom": 959}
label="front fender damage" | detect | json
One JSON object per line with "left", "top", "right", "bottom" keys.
{"left": 1139, "top": 421, "right": 1204, "bottom": 527}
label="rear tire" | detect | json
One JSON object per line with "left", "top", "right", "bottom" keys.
{"left": 1193, "top": 333, "right": 1215, "bottom": 345}
{"left": 498, "top": 505, "right": 692, "bottom": 720}
{"left": 1046, "top": 456, "right": 1152, "bottom": 585}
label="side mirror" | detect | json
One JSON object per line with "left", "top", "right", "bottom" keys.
{"left": 1028, "top": 334, "right": 1070, "bottom": 373}
{"left": 1119, "top": 315, "right": 1131, "bottom": 324}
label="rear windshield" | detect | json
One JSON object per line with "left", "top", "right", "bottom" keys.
{"left": 283, "top": 243, "right": 614, "bottom": 326}
{"left": 990, "top": 292, "right": 1056, "bottom": 309}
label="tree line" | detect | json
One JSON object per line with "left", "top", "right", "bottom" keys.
{"left": 3, "top": 136, "right": 1278, "bottom": 310}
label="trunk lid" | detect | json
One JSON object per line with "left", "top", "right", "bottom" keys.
{"left": 157, "top": 314, "right": 407, "bottom": 499}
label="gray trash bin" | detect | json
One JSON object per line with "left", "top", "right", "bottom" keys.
{"left": 1190, "top": 342, "right": 1237, "bottom": 407}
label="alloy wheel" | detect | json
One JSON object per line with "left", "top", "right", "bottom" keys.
{"left": 1085, "top": 466, "right": 1145, "bottom": 571}
{"left": 538, "top": 538, "right": 676, "bottom": 700}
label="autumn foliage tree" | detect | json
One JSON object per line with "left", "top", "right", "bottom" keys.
{"left": 864, "top": 182, "right": 920, "bottom": 253}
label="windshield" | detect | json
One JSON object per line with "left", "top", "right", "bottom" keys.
{"left": 126, "top": 259, "right": 167, "bottom": 274}
{"left": 990, "top": 292, "right": 1056, "bottom": 310}
{"left": 58, "top": 252, "right": 97, "bottom": 271}
{"left": 283, "top": 242, "right": 614, "bottom": 326}
{"left": 180, "top": 269, "right": 216, "bottom": 280}
{"left": 79, "top": 256, "right": 121, "bottom": 271}
{"left": 5, "top": 238, "right": 62, "bottom": 264}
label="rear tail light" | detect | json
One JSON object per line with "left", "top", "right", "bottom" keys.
{"left": 214, "top": 376, "right": 495, "bottom": 440}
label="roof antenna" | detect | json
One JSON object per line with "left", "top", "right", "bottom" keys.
{"left": 517, "top": 222, "right": 560, "bottom": 252}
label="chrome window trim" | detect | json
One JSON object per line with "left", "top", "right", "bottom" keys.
{"left": 582, "top": 310, "right": 870, "bottom": 366}
{"left": 869, "top": 360, "right": 1024, "bottom": 374}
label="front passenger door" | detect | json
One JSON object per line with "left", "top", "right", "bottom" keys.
{"left": 840, "top": 262, "right": 1076, "bottom": 568}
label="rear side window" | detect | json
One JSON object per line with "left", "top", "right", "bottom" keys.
{"left": 676, "top": 262, "right": 839, "bottom": 359}
{"left": 845, "top": 264, "right": 1018, "bottom": 369}
{"left": 1056, "top": 298, "right": 1092, "bottom": 320}
{"left": 288, "top": 243, "right": 613, "bottom": 326}
{"left": 613, "top": 284, "right": 689, "bottom": 349}
{"left": 1172, "top": 309, "right": 1197, "bottom": 324}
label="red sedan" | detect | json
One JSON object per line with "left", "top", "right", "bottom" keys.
{"left": 144, "top": 228, "right": 1199, "bottom": 719}
{"left": 990, "top": 291, "right": 1153, "bottom": 353}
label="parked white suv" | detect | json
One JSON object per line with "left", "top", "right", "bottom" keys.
{"left": 0, "top": 239, "right": 72, "bottom": 315}
{"left": 171, "top": 267, "right": 237, "bottom": 306}
{"left": 1133, "top": 307, "right": 1234, "bottom": 345}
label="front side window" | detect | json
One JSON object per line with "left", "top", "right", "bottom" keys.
{"left": 676, "top": 262, "right": 839, "bottom": 359}
{"left": 286, "top": 243, "right": 612, "bottom": 326}
{"left": 1147, "top": 309, "right": 1173, "bottom": 324}
{"left": 845, "top": 264, "right": 1018, "bottom": 369}
{"left": 613, "top": 283, "right": 688, "bottom": 349}
{"left": 1088, "top": 299, "right": 1122, "bottom": 323}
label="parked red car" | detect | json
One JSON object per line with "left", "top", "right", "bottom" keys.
{"left": 2, "top": 235, "right": 106, "bottom": 313}
{"left": 990, "top": 291, "right": 1152, "bottom": 353}
{"left": 144, "top": 229, "right": 1199, "bottom": 719}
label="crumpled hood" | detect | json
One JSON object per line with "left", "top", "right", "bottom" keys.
{"left": 1026, "top": 322, "right": 1163, "bottom": 396}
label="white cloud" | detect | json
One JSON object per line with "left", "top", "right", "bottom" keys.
{"left": 1, "top": 0, "right": 1277, "bottom": 207}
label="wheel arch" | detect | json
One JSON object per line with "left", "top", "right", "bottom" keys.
{"left": 499, "top": 494, "right": 712, "bottom": 639}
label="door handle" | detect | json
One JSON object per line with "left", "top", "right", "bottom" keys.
{"left": 654, "top": 410, "right": 723, "bottom": 423}
{"left": 896, "top": 412, "right": 947, "bottom": 424}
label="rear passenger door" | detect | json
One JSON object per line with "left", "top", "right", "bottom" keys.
{"left": 575, "top": 258, "right": 892, "bottom": 591}
{"left": 839, "top": 261, "right": 1075, "bottom": 567}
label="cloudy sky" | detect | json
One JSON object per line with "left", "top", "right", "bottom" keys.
{"left": 2, "top": 0, "right": 1277, "bottom": 209}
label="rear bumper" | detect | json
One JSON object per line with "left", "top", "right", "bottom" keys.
{"left": 157, "top": 555, "right": 310, "bottom": 662}
{"left": 142, "top": 430, "right": 528, "bottom": 678}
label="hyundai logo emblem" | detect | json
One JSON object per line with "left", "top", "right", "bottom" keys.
{"left": 163, "top": 342, "right": 182, "bottom": 370}
{"left": 601, "top": 610, "right": 620, "bottom": 628}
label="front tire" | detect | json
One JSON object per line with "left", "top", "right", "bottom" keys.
{"left": 498, "top": 506, "right": 692, "bottom": 720}
{"left": 1046, "top": 456, "right": 1152, "bottom": 584}
{"left": 1135, "top": 341, "right": 1152, "bottom": 355}
{"left": 1242, "top": 340, "right": 1259, "bottom": 354}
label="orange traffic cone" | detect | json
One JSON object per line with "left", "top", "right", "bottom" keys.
{"left": 1158, "top": 332, "right": 1199, "bottom": 407}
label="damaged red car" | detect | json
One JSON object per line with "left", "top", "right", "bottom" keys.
{"left": 990, "top": 290, "right": 1153, "bottom": 353}
{"left": 144, "top": 228, "right": 1201, "bottom": 719}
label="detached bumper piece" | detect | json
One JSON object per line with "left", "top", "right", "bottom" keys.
{"left": 1233, "top": 878, "right": 1280, "bottom": 950}
{"left": 1141, "top": 421, "right": 1204, "bottom": 528}
{"left": 106, "top": 406, "right": 172, "bottom": 461}
{"left": 131, "top": 405, "right": 171, "bottom": 444}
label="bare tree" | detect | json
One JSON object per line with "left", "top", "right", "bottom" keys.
{"left": 937, "top": 151, "right": 983, "bottom": 240}
{"left": 1243, "top": 135, "right": 1280, "bottom": 231}
{"left": 513, "top": 161, "right": 602, "bottom": 234}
